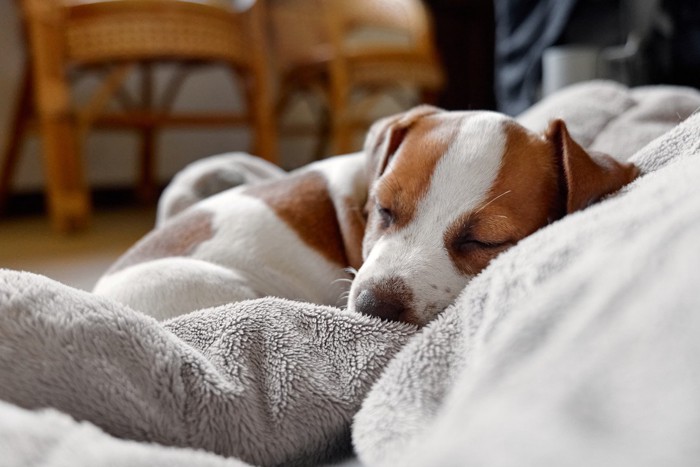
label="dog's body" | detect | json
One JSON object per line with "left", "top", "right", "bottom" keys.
{"left": 94, "top": 153, "right": 368, "bottom": 319}
{"left": 94, "top": 107, "right": 639, "bottom": 325}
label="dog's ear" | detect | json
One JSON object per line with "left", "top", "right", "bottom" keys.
{"left": 335, "top": 197, "right": 367, "bottom": 271}
{"left": 546, "top": 119, "right": 640, "bottom": 214}
{"left": 364, "top": 105, "right": 443, "bottom": 182}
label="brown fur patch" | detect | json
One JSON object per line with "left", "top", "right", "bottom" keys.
{"left": 373, "top": 115, "right": 462, "bottom": 228}
{"left": 245, "top": 171, "right": 348, "bottom": 266}
{"left": 339, "top": 195, "right": 367, "bottom": 270}
{"left": 106, "top": 209, "right": 215, "bottom": 275}
{"left": 546, "top": 119, "right": 640, "bottom": 213}
{"left": 445, "top": 121, "right": 560, "bottom": 275}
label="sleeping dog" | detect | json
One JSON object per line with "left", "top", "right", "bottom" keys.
{"left": 94, "top": 106, "right": 639, "bottom": 325}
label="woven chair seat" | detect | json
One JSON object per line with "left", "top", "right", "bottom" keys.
{"left": 65, "top": 1, "right": 250, "bottom": 65}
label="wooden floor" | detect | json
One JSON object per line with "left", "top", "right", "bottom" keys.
{"left": 0, "top": 205, "right": 155, "bottom": 291}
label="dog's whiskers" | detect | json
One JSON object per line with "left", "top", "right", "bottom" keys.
{"left": 332, "top": 277, "right": 354, "bottom": 285}
{"left": 336, "top": 291, "right": 351, "bottom": 308}
{"left": 474, "top": 190, "right": 512, "bottom": 214}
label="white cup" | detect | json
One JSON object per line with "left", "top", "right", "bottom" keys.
{"left": 542, "top": 46, "right": 600, "bottom": 96}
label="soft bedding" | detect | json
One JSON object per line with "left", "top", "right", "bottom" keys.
{"left": 1, "top": 81, "right": 700, "bottom": 466}
{"left": 0, "top": 278, "right": 414, "bottom": 466}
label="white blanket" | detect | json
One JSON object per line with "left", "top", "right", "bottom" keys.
{"left": 1, "top": 81, "right": 700, "bottom": 466}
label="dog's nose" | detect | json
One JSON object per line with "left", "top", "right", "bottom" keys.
{"left": 354, "top": 288, "right": 405, "bottom": 321}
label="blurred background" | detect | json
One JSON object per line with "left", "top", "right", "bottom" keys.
{"left": 0, "top": 0, "right": 698, "bottom": 288}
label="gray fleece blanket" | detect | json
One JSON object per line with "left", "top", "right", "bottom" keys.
{"left": 0, "top": 284, "right": 415, "bottom": 466}
{"left": 2, "top": 81, "right": 700, "bottom": 466}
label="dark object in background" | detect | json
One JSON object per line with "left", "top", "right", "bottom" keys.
{"left": 493, "top": 0, "right": 578, "bottom": 115}
{"left": 493, "top": 0, "right": 700, "bottom": 115}
{"left": 425, "top": 0, "right": 496, "bottom": 110}
{"left": 664, "top": 0, "right": 700, "bottom": 88}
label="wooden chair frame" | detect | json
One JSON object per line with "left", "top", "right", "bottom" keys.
{"left": 3, "top": 0, "right": 277, "bottom": 231}
{"left": 271, "top": 0, "right": 444, "bottom": 158}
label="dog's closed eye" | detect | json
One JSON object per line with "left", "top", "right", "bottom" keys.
{"left": 452, "top": 234, "right": 511, "bottom": 253}
{"left": 376, "top": 204, "right": 394, "bottom": 229}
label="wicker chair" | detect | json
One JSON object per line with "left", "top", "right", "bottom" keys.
{"left": 2, "top": 0, "right": 276, "bottom": 231}
{"left": 269, "top": 0, "right": 444, "bottom": 158}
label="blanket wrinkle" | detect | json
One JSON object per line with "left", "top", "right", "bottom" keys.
{"left": 351, "top": 308, "right": 466, "bottom": 465}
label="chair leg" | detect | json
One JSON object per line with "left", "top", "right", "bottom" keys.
{"left": 248, "top": 73, "right": 278, "bottom": 164}
{"left": 313, "top": 100, "right": 331, "bottom": 161}
{"left": 246, "top": 0, "right": 278, "bottom": 164}
{"left": 328, "top": 78, "right": 355, "bottom": 155}
{"left": 135, "top": 63, "right": 158, "bottom": 202}
{"left": 421, "top": 88, "right": 440, "bottom": 106}
{"left": 137, "top": 126, "right": 158, "bottom": 202}
{"left": 0, "top": 62, "right": 33, "bottom": 214}
{"left": 330, "top": 112, "right": 355, "bottom": 155}
{"left": 38, "top": 115, "right": 91, "bottom": 232}
{"left": 25, "top": 0, "right": 90, "bottom": 231}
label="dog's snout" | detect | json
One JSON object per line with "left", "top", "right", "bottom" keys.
{"left": 352, "top": 277, "right": 413, "bottom": 322}
{"left": 355, "top": 288, "right": 405, "bottom": 321}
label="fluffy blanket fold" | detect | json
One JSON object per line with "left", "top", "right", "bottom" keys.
{"left": 1, "top": 81, "right": 700, "bottom": 466}
{"left": 0, "top": 274, "right": 414, "bottom": 466}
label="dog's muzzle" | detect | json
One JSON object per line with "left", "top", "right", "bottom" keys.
{"left": 352, "top": 276, "right": 413, "bottom": 322}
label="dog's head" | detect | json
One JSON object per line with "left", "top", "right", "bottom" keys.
{"left": 348, "top": 106, "right": 639, "bottom": 325}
